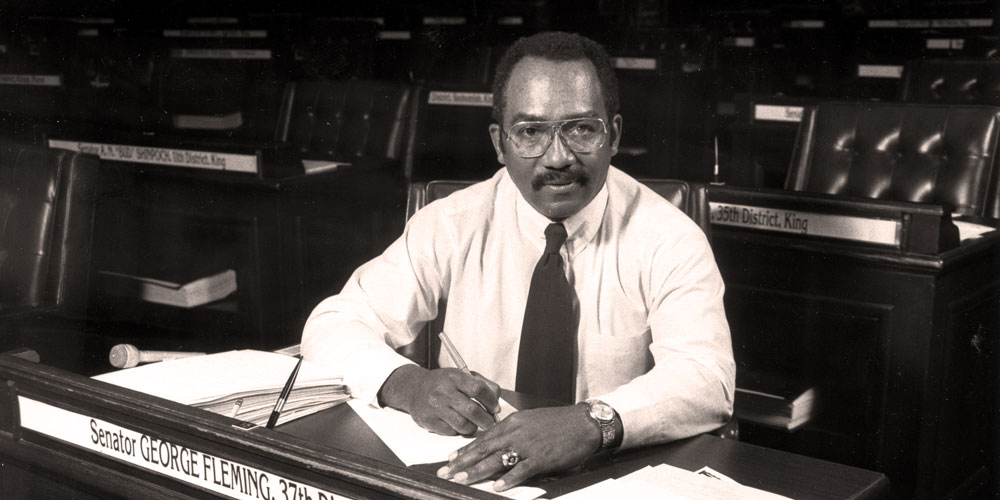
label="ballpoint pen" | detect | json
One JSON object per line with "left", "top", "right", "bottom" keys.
{"left": 438, "top": 331, "right": 499, "bottom": 424}
{"left": 266, "top": 355, "right": 303, "bottom": 429}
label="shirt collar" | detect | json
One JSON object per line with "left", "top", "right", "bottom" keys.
{"left": 513, "top": 175, "right": 608, "bottom": 260}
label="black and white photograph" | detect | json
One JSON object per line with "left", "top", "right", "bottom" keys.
{"left": 0, "top": 1, "right": 997, "bottom": 499}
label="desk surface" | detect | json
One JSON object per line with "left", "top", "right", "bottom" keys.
{"left": 279, "top": 394, "right": 890, "bottom": 500}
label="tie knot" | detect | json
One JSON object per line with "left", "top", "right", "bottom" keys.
{"left": 544, "top": 223, "right": 568, "bottom": 254}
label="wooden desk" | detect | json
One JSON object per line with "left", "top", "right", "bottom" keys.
{"left": 0, "top": 353, "right": 888, "bottom": 500}
{"left": 708, "top": 186, "right": 1000, "bottom": 500}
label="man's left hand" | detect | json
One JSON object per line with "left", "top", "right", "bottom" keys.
{"left": 436, "top": 404, "right": 601, "bottom": 491}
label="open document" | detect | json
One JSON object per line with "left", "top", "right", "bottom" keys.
{"left": 94, "top": 350, "right": 348, "bottom": 426}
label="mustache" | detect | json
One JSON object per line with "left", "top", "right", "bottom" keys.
{"left": 531, "top": 169, "right": 590, "bottom": 191}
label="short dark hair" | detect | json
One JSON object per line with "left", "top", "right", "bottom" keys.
{"left": 491, "top": 31, "right": 619, "bottom": 124}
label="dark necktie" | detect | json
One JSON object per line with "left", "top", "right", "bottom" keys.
{"left": 515, "top": 222, "right": 577, "bottom": 404}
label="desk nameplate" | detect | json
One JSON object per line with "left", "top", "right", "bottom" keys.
{"left": 48, "top": 139, "right": 258, "bottom": 173}
{"left": 857, "top": 64, "right": 904, "bottom": 79}
{"left": 710, "top": 202, "right": 902, "bottom": 247}
{"left": 753, "top": 104, "right": 804, "bottom": 123}
{"left": 427, "top": 91, "right": 492, "bottom": 107}
{"left": 0, "top": 73, "right": 62, "bottom": 86}
{"left": 613, "top": 57, "right": 657, "bottom": 70}
{"left": 17, "top": 396, "right": 355, "bottom": 500}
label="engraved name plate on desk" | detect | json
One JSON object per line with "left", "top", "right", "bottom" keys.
{"left": 753, "top": 104, "right": 804, "bottom": 123}
{"left": 48, "top": 139, "right": 258, "bottom": 173}
{"left": 17, "top": 396, "right": 355, "bottom": 500}
{"left": 427, "top": 91, "right": 493, "bottom": 107}
{"left": 709, "top": 202, "right": 902, "bottom": 246}
{"left": 0, "top": 73, "right": 62, "bottom": 86}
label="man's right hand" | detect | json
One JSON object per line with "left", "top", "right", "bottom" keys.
{"left": 378, "top": 364, "right": 501, "bottom": 436}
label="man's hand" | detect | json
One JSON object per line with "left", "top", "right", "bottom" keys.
{"left": 436, "top": 404, "right": 602, "bottom": 491}
{"left": 379, "top": 365, "right": 501, "bottom": 436}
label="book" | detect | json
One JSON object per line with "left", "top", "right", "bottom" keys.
{"left": 734, "top": 369, "right": 818, "bottom": 431}
{"left": 98, "top": 269, "right": 238, "bottom": 308}
{"left": 93, "top": 350, "right": 349, "bottom": 427}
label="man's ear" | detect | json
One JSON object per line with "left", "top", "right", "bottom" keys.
{"left": 609, "top": 114, "right": 623, "bottom": 157}
{"left": 489, "top": 123, "right": 507, "bottom": 165}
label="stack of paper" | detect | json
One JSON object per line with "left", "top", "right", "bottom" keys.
{"left": 553, "top": 464, "right": 791, "bottom": 500}
{"left": 98, "top": 269, "right": 238, "bottom": 308}
{"left": 94, "top": 350, "right": 348, "bottom": 427}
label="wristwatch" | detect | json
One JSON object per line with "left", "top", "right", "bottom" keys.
{"left": 585, "top": 399, "right": 618, "bottom": 450}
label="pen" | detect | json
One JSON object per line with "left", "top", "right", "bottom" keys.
{"left": 438, "top": 331, "right": 499, "bottom": 424}
{"left": 266, "top": 355, "right": 303, "bottom": 429}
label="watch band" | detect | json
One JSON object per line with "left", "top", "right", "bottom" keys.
{"left": 586, "top": 400, "right": 618, "bottom": 450}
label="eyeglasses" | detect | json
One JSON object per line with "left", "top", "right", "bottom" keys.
{"left": 501, "top": 118, "right": 608, "bottom": 158}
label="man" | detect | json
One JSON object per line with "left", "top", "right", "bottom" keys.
{"left": 302, "top": 31, "right": 734, "bottom": 491}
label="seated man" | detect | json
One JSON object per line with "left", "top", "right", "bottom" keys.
{"left": 302, "top": 31, "right": 734, "bottom": 491}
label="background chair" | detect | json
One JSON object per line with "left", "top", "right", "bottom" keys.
{"left": 274, "top": 79, "right": 413, "bottom": 176}
{"left": 787, "top": 101, "right": 1000, "bottom": 219}
{"left": 0, "top": 141, "right": 101, "bottom": 373}
{"left": 901, "top": 58, "right": 1000, "bottom": 106}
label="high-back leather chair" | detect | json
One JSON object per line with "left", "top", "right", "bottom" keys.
{"left": 0, "top": 142, "right": 99, "bottom": 316}
{"left": 402, "top": 85, "right": 499, "bottom": 182}
{"left": 399, "top": 178, "right": 712, "bottom": 368}
{"left": 901, "top": 58, "right": 1000, "bottom": 106}
{"left": 787, "top": 101, "right": 1000, "bottom": 219}
{"left": 277, "top": 80, "right": 413, "bottom": 166}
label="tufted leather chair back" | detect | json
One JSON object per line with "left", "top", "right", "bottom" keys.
{"left": 0, "top": 142, "right": 99, "bottom": 313}
{"left": 787, "top": 101, "right": 1000, "bottom": 219}
{"left": 277, "top": 80, "right": 412, "bottom": 162}
{"left": 902, "top": 58, "right": 1000, "bottom": 105}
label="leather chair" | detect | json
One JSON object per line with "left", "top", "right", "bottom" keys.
{"left": 0, "top": 142, "right": 100, "bottom": 373}
{"left": 273, "top": 80, "right": 413, "bottom": 177}
{"left": 399, "top": 178, "right": 713, "bottom": 367}
{"left": 901, "top": 58, "right": 1000, "bottom": 106}
{"left": 787, "top": 101, "right": 1000, "bottom": 219}
{"left": 0, "top": 142, "right": 99, "bottom": 315}
{"left": 401, "top": 85, "right": 500, "bottom": 182}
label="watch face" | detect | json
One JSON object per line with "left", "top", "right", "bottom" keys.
{"left": 590, "top": 401, "right": 614, "bottom": 421}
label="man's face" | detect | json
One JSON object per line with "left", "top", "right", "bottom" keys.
{"left": 489, "top": 56, "right": 621, "bottom": 220}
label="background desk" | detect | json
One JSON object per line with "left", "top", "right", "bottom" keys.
{"left": 708, "top": 188, "right": 1000, "bottom": 500}
{"left": 0, "top": 353, "right": 889, "bottom": 500}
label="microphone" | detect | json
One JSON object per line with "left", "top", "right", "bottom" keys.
{"left": 109, "top": 344, "right": 206, "bottom": 369}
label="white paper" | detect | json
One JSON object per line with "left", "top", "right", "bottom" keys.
{"left": 470, "top": 480, "right": 546, "bottom": 500}
{"left": 953, "top": 217, "right": 996, "bottom": 241}
{"left": 347, "top": 399, "right": 473, "bottom": 466}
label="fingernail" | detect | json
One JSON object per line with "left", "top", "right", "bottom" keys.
{"left": 448, "top": 451, "right": 458, "bottom": 461}
{"left": 453, "top": 472, "right": 468, "bottom": 484}
{"left": 436, "top": 466, "right": 450, "bottom": 478}
{"left": 493, "top": 480, "right": 506, "bottom": 491}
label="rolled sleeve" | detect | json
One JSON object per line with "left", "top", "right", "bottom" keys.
{"left": 596, "top": 229, "right": 735, "bottom": 449}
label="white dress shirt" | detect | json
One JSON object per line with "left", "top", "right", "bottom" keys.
{"left": 302, "top": 166, "right": 735, "bottom": 449}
